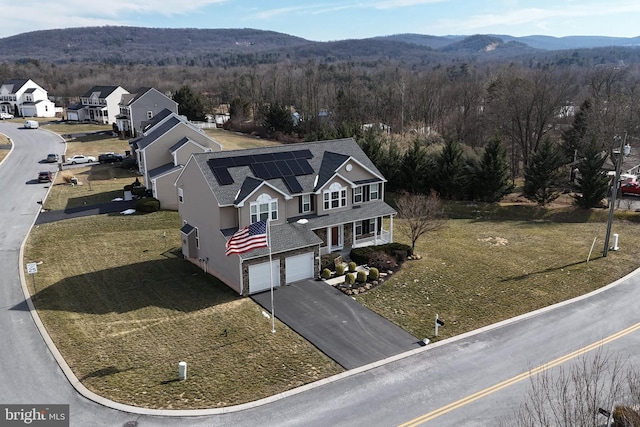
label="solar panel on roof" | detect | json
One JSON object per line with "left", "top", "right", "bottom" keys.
{"left": 209, "top": 157, "right": 236, "bottom": 168}
{"left": 250, "top": 162, "right": 268, "bottom": 179}
{"left": 293, "top": 149, "right": 313, "bottom": 159}
{"left": 287, "top": 160, "right": 304, "bottom": 175}
{"left": 297, "top": 159, "right": 314, "bottom": 174}
{"left": 282, "top": 175, "right": 303, "bottom": 193}
{"left": 274, "top": 151, "right": 295, "bottom": 160}
{"left": 212, "top": 167, "right": 233, "bottom": 185}
{"left": 233, "top": 155, "right": 254, "bottom": 166}
{"left": 275, "top": 160, "right": 293, "bottom": 176}
{"left": 253, "top": 153, "right": 275, "bottom": 163}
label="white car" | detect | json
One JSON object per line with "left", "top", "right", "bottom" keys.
{"left": 67, "top": 154, "right": 96, "bottom": 164}
{"left": 0, "top": 112, "right": 14, "bottom": 119}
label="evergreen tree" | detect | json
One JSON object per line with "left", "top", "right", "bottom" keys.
{"left": 400, "top": 138, "right": 433, "bottom": 193}
{"left": 523, "top": 137, "right": 565, "bottom": 206}
{"left": 435, "top": 138, "right": 466, "bottom": 200}
{"left": 263, "top": 103, "right": 293, "bottom": 135}
{"left": 474, "top": 136, "right": 513, "bottom": 202}
{"left": 573, "top": 137, "right": 609, "bottom": 208}
{"left": 173, "top": 85, "right": 206, "bottom": 121}
{"left": 379, "top": 139, "right": 403, "bottom": 192}
{"left": 561, "top": 98, "right": 591, "bottom": 162}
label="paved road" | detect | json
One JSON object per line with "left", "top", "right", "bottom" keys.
{"left": 1, "top": 121, "right": 639, "bottom": 426}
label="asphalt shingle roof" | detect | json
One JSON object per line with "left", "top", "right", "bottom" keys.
{"left": 191, "top": 138, "right": 385, "bottom": 207}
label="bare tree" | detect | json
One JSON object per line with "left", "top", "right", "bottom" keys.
{"left": 394, "top": 191, "right": 447, "bottom": 253}
{"left": 501, "top": 350, "right": 640, "bottom": 427}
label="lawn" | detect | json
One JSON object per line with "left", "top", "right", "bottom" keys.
{"left": 0, "top": 133, "right": 11, "bottom": 163}
{"left": 24, "top": 212, "right": 343, "bottom": 409}
{"left": 356, "top": 214, "right": 640, "bottom": 341}
{"left": 27, "top": 122, "right": 640, "bottom": 409}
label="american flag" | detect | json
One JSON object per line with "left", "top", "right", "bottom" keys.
{"left": 225, "top": 220, "right": 268, "bottom": 255}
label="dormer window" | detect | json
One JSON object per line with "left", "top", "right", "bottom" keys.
{"left": 323, "top": 182, "right": 347, "bottom": 210}
{"left": 250, "top": 193, "right": 278, "bottom": 223}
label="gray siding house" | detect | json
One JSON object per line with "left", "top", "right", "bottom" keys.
{"left": 116, "top": 87, "right": 178, "bottom": 137}
{"left": 176, "top": 138, "right": 396, "bottom": 296}
{"left": 129, "top": 110, "right": 222, "bottom": 210}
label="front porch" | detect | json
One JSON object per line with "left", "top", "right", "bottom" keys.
{"left": 319, "top": 215, "right": 394, "bottom": 255}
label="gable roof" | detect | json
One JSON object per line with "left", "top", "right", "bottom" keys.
{"left": 80, "top": 86, "right": 123, "bottom": 99}
{"left": 141, "top": 108, "right": 178, "bottom": 133}
{"left": 136, "top": 115, "right": 182, "bottom": 150}
{"left": 190, "top": 138, "right": 385, "bottom": 206}
{"left": 1, "top": 79, "right": 30, "bottom": 93}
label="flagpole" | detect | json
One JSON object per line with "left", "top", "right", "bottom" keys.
{"left": 268, "top": 219, "right": 275, "bottom": 333}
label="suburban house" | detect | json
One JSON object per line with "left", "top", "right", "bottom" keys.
{"left": 129, "top": 109, "right": 222, "bottom": 210}
{"left": 176, "top": 138, "right": 396, "bottom": 296}
{"left": 116, "top": 87, "right": 178, "bottom": 137}
{"left": 67, "top": 86, "right": 129, "bottom": 124}
{"left": 0, "top": 79, "right": 57, "bottom": 118}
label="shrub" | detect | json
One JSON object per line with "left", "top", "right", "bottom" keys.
{"left": 613, "top": 405, "right": 640, "bottom": 426}
{"left": 132, "top": 186, "right": 147, "bottom": 197}
{"left": 350, "top": 247, "right": 375, "bottom": 265}
{"left": 321, "top": 268, "right": 332, "bottom": 279}
{"left": 335, "top": 263, "right": 345, "bottom": 276}
{"left": 356, "top": 270, "right": 367, "bottom": 283}
{"left": 348, "top": 261, "right": 357, "bottom": 272}
{"left": 135, "top": 197, "right": 160, "bottom": 213}
{"left": 368, "top": 267, "right": 379, "bottom": 281}
{"left": 120, "top": 156, "right": 137, "bottom": 169}
{"left": 345, "top": 273, "right": 355, "bottom": 285}
{"left": 368, "top": 251, "right": 397, "bottom": 271}
{"left": 60, "top": 172, "right": 74, "bottom": 183}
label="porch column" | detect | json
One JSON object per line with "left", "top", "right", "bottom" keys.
{"left": 374, "top": 217, "right": 378, "bottom": 245}
{"left": 390, "top": 215, "right": 394, "bottom": 243}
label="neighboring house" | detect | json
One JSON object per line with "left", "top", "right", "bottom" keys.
{"left": 116, "top": 87, "right": 178, "bottom": 137}
{"left": 67, "top": 86, "right": 129, "bottom": 124}
{"left": 176, "top": 138, "right": 396, "bottom": 296}
{"left": 129, "top": 110, "right": 222, "bottom": 210}
{"left": 0, "top": 79, "right": 57, "bottom": 118}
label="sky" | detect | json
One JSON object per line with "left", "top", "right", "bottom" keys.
{"left": 1, "top": 0, "right": 639, "bottom": 41}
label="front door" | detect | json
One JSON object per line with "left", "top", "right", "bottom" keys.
{"left": 330, "top": 225, "right": 343, "bottom": 251}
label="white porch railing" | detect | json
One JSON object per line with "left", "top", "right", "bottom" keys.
{"left": 353, "top": 230, "right": 392, "bottom": 248}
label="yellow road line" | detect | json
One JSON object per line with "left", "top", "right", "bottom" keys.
{"left": 399, "top": 322, "right": 640, "bottom": 427}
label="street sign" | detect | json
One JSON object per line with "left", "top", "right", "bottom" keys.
{"left": 26, "top": 262, "right": 38, "bottom": 274}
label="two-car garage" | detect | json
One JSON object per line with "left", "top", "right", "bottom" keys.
{"left": 247, "top": 252, "right": 315, "bottom": 294}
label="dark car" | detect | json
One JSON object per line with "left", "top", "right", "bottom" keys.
{"left": 98, "top": 152, "right": 124, "bottom": 164}
{"left": 38, "top": 171, "right": 52, "bottom": 183}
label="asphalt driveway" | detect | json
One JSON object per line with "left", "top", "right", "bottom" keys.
{"left": 251, "top": 280, "right": 422, "bottom": 370}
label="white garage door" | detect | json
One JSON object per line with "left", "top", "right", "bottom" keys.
{"left": 285, "top": 252, "right": 314, "bottom": 284}
{"left": 248, "top": 260, "right": 280, "bottom": 294}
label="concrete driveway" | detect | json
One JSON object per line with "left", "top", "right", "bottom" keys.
{"left": 251, "top": 280, "right": 422, "bottom": 370}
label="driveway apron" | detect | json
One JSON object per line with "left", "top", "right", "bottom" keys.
{"left": 251, "top": 280, "right": 422, "bottom": 370}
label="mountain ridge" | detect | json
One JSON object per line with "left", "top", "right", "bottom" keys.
{"left": 1, "top": 26, "right": 639, "bottom": 67}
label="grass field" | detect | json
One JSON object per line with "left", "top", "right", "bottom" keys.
{"left": 24, "top": 121, "right": 640, "bottom": 409}
{"left": 25, "top": 212, "right": 343, "bottom": 409}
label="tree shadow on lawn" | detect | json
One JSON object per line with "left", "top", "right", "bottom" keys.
{"left": 16, "top": 257, "right": 240, "bottom": 314}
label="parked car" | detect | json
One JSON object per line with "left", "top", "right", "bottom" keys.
{"left": 67, "top": 154, "right": 96, "bottom": 164}
{"left": 98, "top": 152, "right": 124, "bottom": 163}
{"left": 38, "top": 171, "right": 52, "bottom": 183}
{"left": 45, "top": 153, "right": 59, "bottom": 163}
{"left": 0, "top": 112, "right": 14, "bottom": 119}
{"left": 621, "top": 181, "right": 640, "bottom": 196}
{"left": 24, "top": 120, "right": 39, "bottom": 129}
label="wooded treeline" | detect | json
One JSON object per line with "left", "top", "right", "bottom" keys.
{"left": 2, "top": 47, "right": 639, "bottom": 204}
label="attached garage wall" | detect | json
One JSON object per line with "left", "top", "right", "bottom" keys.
{"left": 248, "top": 260, "right": 280, "bottom": 294}
{"left": 285, "top": 252, "right": 314, "bottom": 284}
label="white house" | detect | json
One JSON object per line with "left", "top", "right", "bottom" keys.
{"left": 0, "top": 79, "right": 57, "bottom": 118}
